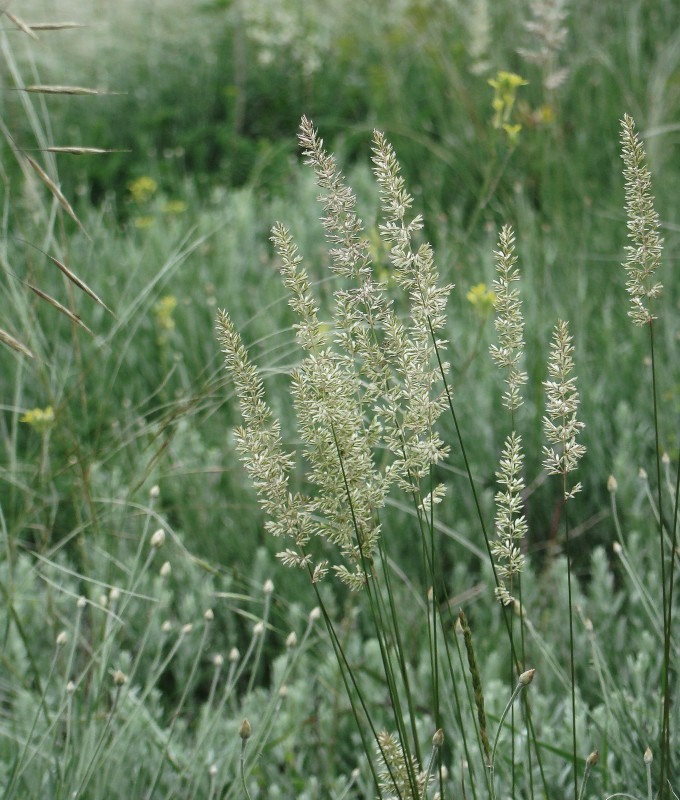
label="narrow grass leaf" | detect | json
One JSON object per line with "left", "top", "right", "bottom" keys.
{"left": 42, "top": 146, "right": 130, "bottom": 155}
{"left": 24, "top": 155, "right": 88, "bottom": 237}
{"left": 27, "top": 22, "right": 86, "bottom": 31}
{"left": 20, "top": 84, "right": 121, "bottom": 96}
{"left": 48, "top": 254, "right": 114, "bottom": 314}
{"left": 27, "top": 284, "right": 93, "bottom": 335}
{"left": 4, "top": 12, "right": 39, "bottom": 40}
{"left": 0, "top": 327, "right": 34, "bottom": 358}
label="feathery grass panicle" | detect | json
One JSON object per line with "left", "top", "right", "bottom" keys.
{"left": 542, "top": 319, "right": 586, "bottom": 499}
{"left": 216, "top": 309, "right": 318, "bottom": 573}
{"left": 371, "top": 129, "right": 451, "bottom": 501}
{"left": 491, "top": 432, "right": 528, "bottom": 605}
{"left": 220, "top": 120, "right": 456, "bottom": 589}
{"left": 376, "top": 731, "right": 428, "bottom": 800}
{"left": 490, "top": 225, "right": 528, "bottom": 604}
{"left": 490, "top": 224, "right": 527, "bottom": 413}
{"left": 620, "top": 114, "right": 664, "bottom": 326}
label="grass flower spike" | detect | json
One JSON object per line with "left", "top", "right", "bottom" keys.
{"left": 620, "top": 114, "right": 664, "bottom": 326}
{"left": 542, "top": 319, "right": 586, "bottom": 499}
{"left": 490, "top": 225, "right": 527, "bottom": 413}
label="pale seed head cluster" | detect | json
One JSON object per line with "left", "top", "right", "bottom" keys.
{"left": 620, "top": 114, "right": 664, "bottom": 326}
{"left": 376, "top": 730, "right": 428, "bottom": 800}
{"left": 490, "top": 224, "right": 527, "bottom": 413}
{"left": 542, "top": 319, "right": 586, "bottom": 499}
{"left": 218, "top": 118, "right": 452, "bottom": 589}
{"left": 490, "top": 224, "right": 528, "bottom": 605}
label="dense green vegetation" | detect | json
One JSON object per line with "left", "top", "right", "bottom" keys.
{"left": 0, "top": 1, "right": 678, "bottom": 797}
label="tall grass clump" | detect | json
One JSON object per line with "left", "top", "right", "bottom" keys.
{"left": 218, "top": 116, "right": 678, "bottom": 797}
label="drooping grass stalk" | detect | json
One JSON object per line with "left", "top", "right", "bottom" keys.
{"left": 620, "top": 114, "right": 672, "bottom": 793}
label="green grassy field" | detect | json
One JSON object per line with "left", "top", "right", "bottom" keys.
{"left": 0, "top": 1, "right": 678, "bottom": 797}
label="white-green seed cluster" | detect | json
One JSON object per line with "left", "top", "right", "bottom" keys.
{"left": 542, "top": 319, "right": 586, "bottom": 499}
{"left": 218, "top": 118, "right": 452, "bottom": 589}
{"left": 620, "top": 114, "right": 664, "bottom": 326}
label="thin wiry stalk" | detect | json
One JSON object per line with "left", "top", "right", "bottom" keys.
{"left": 542, "top": 319, "right": 586, "bottom": 800}
{"left": 620, "top": 114, "right": 671, "bottom": 793}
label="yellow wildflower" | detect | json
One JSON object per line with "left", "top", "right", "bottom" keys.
{"left": 128, "top": 176, "right": 158, "bottom": 205}
{"left": 162, "top": 199, "right": 187, "bottom": 215}
{"left": 20, "top": 406, "right": 55, "bottom": 433}
{"left": 467, "top": 283, "right": 496, "bottom": 318}
{"left": 133, "top": 215, "right": 155, "bottom": 230}
{"left": 489, "top": 71, "right": 528, "bottom": 133}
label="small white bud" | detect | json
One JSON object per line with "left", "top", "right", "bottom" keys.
{"left": 150, "top": 529, "right": 166, "bottom": 549}
{"left": 56, "top": 631, "right": 68, "bottom": 647}
{"left": 638, "top": 468, "right": 648, "bottom": 481}
{"left": 607, "top": 475, "right": 618, "bottom": 493}
{"left": 161, "top": 620, "right": 172, "bottom": 633}
{"left": 99, "top": 594, "right": 108, "bottom": 608}
{"left": 213, "top": 653, "right": 224, "bottom": 667}
{"left": 150, "top": 485, "right": 160, "bottom": 498}
{"left": 160, "top": 561, "right": 171, "bottom": 578}
{"left": 77, "top": 595, "right": 87, "bottom": 609}
{"left": 109, "top": 587, "right": 120, "bottom": 603}
{"left": 181, "top": 623, "right": 193, "bottom": 636}
{"left": 286, "top": 631, "right": 297, "bottom": 649}
{"left": 644, "top": 746, "right": 653, "bottom": 764}
{"left": 432, "top": 728, "right": 444, "bottom": 747}
{"left": 662, "top": 452, "right": 670, "bottom": 465}
{"left": 229, "top": 647, "right": 240, "bottom": 662}
{"left": 612, "top": 541, "right": 622, "bottom": 555}
{"left": 113, "top": 669, "right": 127, "bottom": 686}
{"left": 263, "top": 578, "right": 274, "bottom": 595}
{"left": 309, "top": 606, "right": 321, "bottom": 622}
{"left": 278, "top": 684, "right": 288, "bottom": 698}
{"left": 519, "top": 668, "right": 536, "bottom": 686}
{"left": 66, "top": 680, "right": 76, "bottom": 695}
{"left": 253, "top": 621, "right": 265, "bottom": 636}
{"left": 204, "top": 608, "right": 214, "bottom": 622}
{"left": 209, "top": 764, "right": 218, "bottom": 778}
{"left": 586, "top": 751, "right": 599, "bottom": 766}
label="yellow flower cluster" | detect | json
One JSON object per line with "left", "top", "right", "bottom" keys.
{"left": 128, "top": 175, "right": 158, "bottom": 205}
{"left": 489, "top": 70, "right": 528, "bottom": 144}
{"left": 466, "top": 282, "right": 496, "bottom": 318}
{"left": 20, "top": 406, "right": 55, "bottom": 433}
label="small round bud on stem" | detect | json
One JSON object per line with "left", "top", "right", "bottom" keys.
{"left": 432, "top": 728, "right": 444, "bottom": 747}
{"left": 309, "top": 606, "right": 321, "bottom": 622}
{"left": 113, "top": 669, "right": 127, "bottom": 686}
{"left": 519, "top": 668, "right": 536, "bottom": 686}
{"left": 150, "top": 528, "right": 165, "bottom": 549}
{"left": 586, "top": 751, "right": 599, "bottom": 766}
{"left": 204, "top": 608, "right": 214, "bottom": 622}
{"left": 607, "top": 475, "right": 617, "bottom": 493}
{"left": 644, "top": 746, "right": 653, "bottom": 764}
{"left": 239, "top": 718, "right": 252, "bottom": 740}
{"left": 56, "top": 631, "right": 68, "bottom": 647}
{"left": 160, "top": 561, "right": 171, "bottom": 578}
{"left": 263, "top": 579, "right": 274, "bottom": 595}
{"left": 150, "top": 485, "right": 160, "bottom": 498}
{"left": 286, "top": 631, "right": 297, "bottom": 649}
